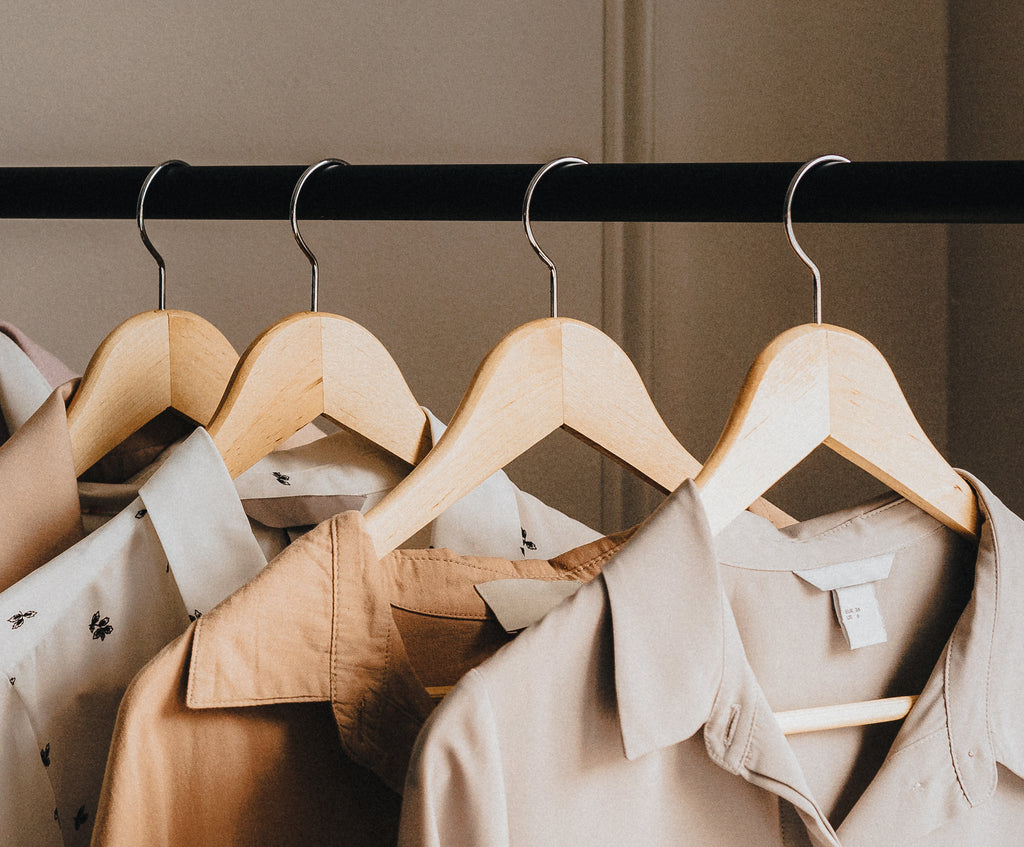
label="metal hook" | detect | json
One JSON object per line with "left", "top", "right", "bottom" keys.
{"left": 137, "top": 160, "right": 188, "bottom": 310}
{"left": 522, "top": 156, "right": 588, "bottom": 319}
{"left": 290, "top": 158, "right": 349, "bottom": 312}
{"left": 784, "top": 154, "right": 851, "bottom": 325}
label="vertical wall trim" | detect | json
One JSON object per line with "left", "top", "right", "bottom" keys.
{"left": 602, "top": 0, "right": 658, "bottom": 530}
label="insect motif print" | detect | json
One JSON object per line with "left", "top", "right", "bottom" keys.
{"left": 520, "top": 528, "right": 537, "bottom": 556}
{"left": 8, "top": 610, "right": 37, "bottom": 630}
{"left": 188, "top": 609, "right": 203, "bottom": 622}
{"left": 73, "top": 805, "right": 88, "bottom": 830}
{"left": 40, "top": 743, "right": 50, "bottom": 767}
{"left": 272, "top": 471, "right": 291, "bottom": 486}
{"left": 135, "top": 509, "right": 148, "bottom": 519}
{"left": 89, "top": 611, "right": 113, "bottom": 641}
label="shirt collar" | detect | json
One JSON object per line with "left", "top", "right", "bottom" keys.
{"left": 0, "top": 322, "right": 77, "bottom": 390}
{"left": 0, "top": 427, "right": 266, "bottom": 724}
{"left": 948, "top": 471, "right": 1024, "bottom": 793}
{"left": 185, "top": 509, "right": 627, "bottom": 793}
{"left": 137, "top": 428, "right": 266, "bottom": 614}
{"left": 602, "top": 474, "right": 1024, "bottom": 842}
{"left": 234, "top": 408, "right": 529, "bottom": 558}
{"left": 0, "top": 331, "right": 58, "bottom": 437}
{"left": 0, "top": 383, "right": 84, "bottom": 592}
{"left": 601, "top": 480, "right": 725, "bottom": 761}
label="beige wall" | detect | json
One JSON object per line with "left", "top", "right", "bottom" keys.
{"left": 948, "top": 0, "right": 1024, "bottom": 514}
{"left": 3, "top": 1, "right": 1015, "bottom": 531}
{"left": 645, "top": 2, "right": 950, "bottom": 522}
{"left": 0, "top": 2, "right": 610, "bottom": 527}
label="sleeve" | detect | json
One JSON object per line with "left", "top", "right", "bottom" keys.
{"left": 399, "top": 669, "right": 511, "bottom": 847}
{"left": 0, "top": 684, "right": 63, "bottom": 847}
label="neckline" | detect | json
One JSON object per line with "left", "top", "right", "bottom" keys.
{"left": 605, "top": 477, "right": 999, "bottom": 845}
{"left": 707, "top": 487, "right": 986, "bottom": 844}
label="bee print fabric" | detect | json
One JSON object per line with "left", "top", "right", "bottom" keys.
{"left": 0, "top": 429, "right": 266, "bottom": 846}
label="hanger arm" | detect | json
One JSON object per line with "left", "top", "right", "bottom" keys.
{"left": 694, "top": 324, "right": 979, "bottom": 539}
{"left": 365, "top": 317, "right": 793, "bottom": 556}
{"left": 774, "top": 695, "right": 918, "bottom": 735}
{"left": 67, "top": 310, "right": 237, "bottom": 476}
{"left": 364, "top": 318, "right": 566, "bottom": 555}
{"left": 207, "top": 312, "right": 431, "bottom": 479}
{"left": 693, "top": 323, "right": 979, "bottom": 736}
{"left": 561, "top": 320, "right": 703, "bottom": 486}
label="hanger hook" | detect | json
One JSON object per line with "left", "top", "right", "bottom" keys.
{"left": 137, "top": 160, "right": 188, "bottom": 311}
{"left": 291, "top": 158, "right": 349, "bottom": 312}
{"left": 784, "top": 154, "right": 851, "bottom": 325}
{"left": 522, "top": 156, "right": 588, "bottom": 319}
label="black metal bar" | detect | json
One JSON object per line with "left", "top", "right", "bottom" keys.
{"left": 0, "top": 162, "right": 1023, "bottom": 222}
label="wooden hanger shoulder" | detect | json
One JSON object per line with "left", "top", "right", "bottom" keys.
{"left": 561, "top": 318, "right": 702, "bottom": 488}
{"left": 823, "top": 325, "right": 978, "bottom": 536}
{"left": 207, "top": 311, "right": 430, "bottom": 479}
{"left": 67, "top": 309, "right": 237, "bottom": 476}
{"left": 365, "top": 316, "right": 793, "bottom": 557}
{"left": 695, "top": 323, "right": 979, "bottom": 539}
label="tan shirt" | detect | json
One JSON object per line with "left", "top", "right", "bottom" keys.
{"left": 90, "top": 515, "right": 632, "bottom": 846}
{"left": 400, "top": 475, "right": 1024, "bottom": 847}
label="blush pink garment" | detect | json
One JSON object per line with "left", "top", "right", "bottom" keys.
{"left": 0, "top": 322, "right": 77, "bottom": 388}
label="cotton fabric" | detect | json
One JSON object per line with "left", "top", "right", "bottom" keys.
{"left": 0, "top": 322, "right": 77, "bottom": 390}
{"left": 232, "top": 409, "right": 600, "bottom": 562}
{"left": 400, "top": 475, "right": 1024, "bottom": 847}
{"left": 90, "top": 514, "right": 633, "bottom": 846}
{"left": 0, "top": 429, "right": 267, "bottom": 847}
{"left": 0, "top": 380, "right": 598, "bottom": 593}
{"left": 0, "top": 327, "right": 72, "bottom": 443}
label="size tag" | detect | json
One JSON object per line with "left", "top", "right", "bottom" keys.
{"left": 796, "top": 552, "right": 895, "bottom": 649}
{"left": 475, "top": 579, "right": 583, "bottom": 633}
{"left": 831, "top": 582, "right": 887, "bottom": 649}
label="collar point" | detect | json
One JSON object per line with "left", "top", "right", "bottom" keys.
{"left": 620, "top": 716, "right": 707, "bottom": 763}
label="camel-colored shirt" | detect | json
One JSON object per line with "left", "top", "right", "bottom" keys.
{"left": 91, "top": 513, "right": 632, "bottom": 846}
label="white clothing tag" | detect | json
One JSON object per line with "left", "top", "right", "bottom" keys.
{"left": 475, "top": 579, "right": 583, "bottom": 633}
{"left": 795, "top": 552, "right": 895, "bottom": 649}
{"left": 830, "top": 582, "right": 887, "bottom": 649}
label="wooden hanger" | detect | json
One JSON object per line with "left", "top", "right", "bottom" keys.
{"left": 365, "top": 157, "right": 793, "bottom": 557}
{"left": 207, "top": 159, "right": 431, "bottom": 479}
{"left": 694, "top": 156, "right": 980, "bottom": 734}
{"left": 67, "top": 161, "right": 238, "bottom": 476}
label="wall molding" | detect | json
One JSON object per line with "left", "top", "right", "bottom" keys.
{"left": 602, "top": 0, "right": 658, "bottom": 529}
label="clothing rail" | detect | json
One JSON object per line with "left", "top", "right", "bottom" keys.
{"left": 1, "top": 162, "right": 1023, "bottom": 222}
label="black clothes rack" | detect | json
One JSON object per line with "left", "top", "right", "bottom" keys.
{"left": 0, "top": 162, "right": 1023, "bottom": 223}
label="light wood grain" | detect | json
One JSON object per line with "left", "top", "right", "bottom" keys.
{"left": 694, "top": 322, "right": 977, "bottom": 735}
{"left": 67, "top": 309, "right": 238, "bottom": 476}
{"left": 426, "top": 686, "right": 917, "bottom": 734}
{"left": 364, "top": 317, "right": 793, "bottom": 557}
{"left": 695, "top": 323, "right": 979, "bottom": 539}
{"left": 207, "top": 312, "right": 431, "bottom": 478}
{"left": 774, "top": 695, "right": 918, "bottom": 735}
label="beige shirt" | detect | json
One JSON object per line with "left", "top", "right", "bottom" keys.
{"left": 90, "top": 514, "right": 632, "bottom": 846}
{"left": 400, "top": 475, "right": 1024, "bottom": 847}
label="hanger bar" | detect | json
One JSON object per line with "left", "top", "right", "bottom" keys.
{"left": 2, "top": 162, "right": 1024, "bottom": 222}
